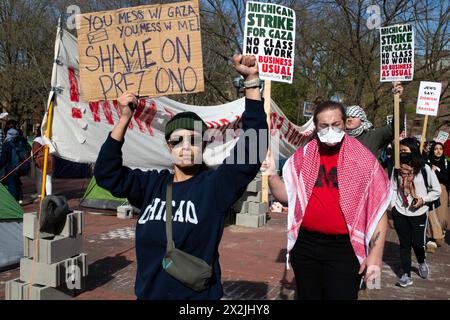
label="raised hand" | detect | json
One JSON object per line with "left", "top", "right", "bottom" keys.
{"left": 392, "top": 81, "right": 404, "bottom": 97}
{"left": 117, "top": 91, "right": 138, "bottom": 120}
{"left": 232, "top": 54, "right": 259, "bottom": 81}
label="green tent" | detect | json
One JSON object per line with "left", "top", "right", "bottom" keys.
{"left": 0, "top": 184, "right": 23, "bottom": 220}
{"left": 80, "top": 177, "right": 134, "bottom": 212}
{"left": 0, "top": 184, "right": 24, "bottom": 270}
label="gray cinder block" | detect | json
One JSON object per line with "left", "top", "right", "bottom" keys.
{"left": 239, "top": 201, "right": 249, "bottom": 214}
{"left": 5, "top": 278, "right": 27, "bottom": 300}
{"left": 235, "top": 213, "right": 266, "bottom": 228}
{"left": 246, "top": 191, "right": 263, "bottom": 203}
{"left": 25, "top": 235, "right": 83, "bottom": 264}
{"left": 23, "top": 213, "right": 38, "bottom": 239}
{"left": 20, "top": 253, "right": 88, "bottom": 287}
{"left": 23, "top": 283, "right": 72, "bottom": 300}
{"left": 60, "top": 211, "right": 84, "bottom": 237}
{"left": 246, "top": 179, "right": 262, "bottom": 193}
{"left": 20, "top": 257, "right": 61, "bottom": 287}
{"left": 248, "top": 202, "right": 268, "bottom": 215}
{"left": 23, "top": 237, "right": 33, "bottom": 258}
{"left": 117, "top": 205, "right": 133, "bottom": 219}
{"left": 23, "top": 211, "right": 83, "bottom": 239}
{"left": 5, "top": 278, "right": 82, "bottom": 300}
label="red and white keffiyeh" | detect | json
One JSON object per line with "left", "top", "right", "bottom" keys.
{"left": 282, "top": 135, "right": 392, "bottom": 265}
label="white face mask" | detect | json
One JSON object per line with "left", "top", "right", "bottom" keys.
{"left": 317, "top": 127, "right": 345, "bottom": 146}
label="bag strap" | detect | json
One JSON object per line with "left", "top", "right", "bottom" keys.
{"left": 421, "top": 166, "right": 430, "bottom": 191}
{"left": 165, "top": 175, "right": 175, "bottom": 252}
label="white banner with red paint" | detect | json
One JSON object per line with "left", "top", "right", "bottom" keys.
{"left": 43, "top": 27, "right": 314, "bottom": 170}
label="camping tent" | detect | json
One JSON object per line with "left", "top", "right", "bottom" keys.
{"left": 0, "top": 184, "right": 23, "bottom": 270}
{"left": 80, "top": 177, "right": 137, "bottom": 212}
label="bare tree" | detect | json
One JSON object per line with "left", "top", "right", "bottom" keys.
{"left": 0, "top": 0, "right": 57, "bottom": 130}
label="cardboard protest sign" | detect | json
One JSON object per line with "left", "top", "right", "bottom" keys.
{"left": 77, "top": 0, "right": 204, "bottom": 101}
{"left": 243, "top": 2, "right": 295, "bottom": 83}
{"left": 436, "top": 131, "right": 449, "bottom": 144}
{"left": 416, "top": 81, "right": 442, "bottom": 116}
{"left": 380, "top": 24, "right": 414, "bottom": 82}
{"left": 303, "top": 101, "right": 314, "bottom": 118}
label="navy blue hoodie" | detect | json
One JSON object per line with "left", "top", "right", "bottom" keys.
{"left": 94, "top": 98, "right": 268, "bottom": 300}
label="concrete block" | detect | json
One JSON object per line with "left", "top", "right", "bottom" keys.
{"left": 246, "top": 191, "right": 262, "bottom": 203}
{"left": 239, "top": 201, "right": 249, "bottom": 214}
{"left": 20, "top": 257, "right": 60, "bottom": 287}
{"left": 23, "top": 213, "right": 38, "bottom": 239}
{"left": 60, "top": 213, "right": 74, "bottom": 237}
{"left": 23, "top": 211, "right": 82, "bottom": 239}
{"left": 25, "top": 235, "right": 83, "bottom": 264}
{"left": 117, "top": 205, "right": 133, "bottom": 219}
{"left": 5, "top": 278, "right": 86, "bottom": 300}
{"left": 248, "top": 202, "right": 268, "bottom": 215}
{"left": 23, "top": 284, "right": 72, "bottom": 300}
{"left": 60, "top": 211, "right": 84, "bottom": 237}
{"left": 247, "top": 179, "right": 262, "bottom": 193}
{"left": 23, "top": 237, "right": 33, "bottom": 258}
{"left": 235, "top": 213, "right": 266, "bottom": 228}
{"left": 75, "top": 211, "right": 83, "bottom": 235}
{"left": 20, "top": 253, "right": 88, "bottom": 287}
{"left": 5, "top": 278, "right": 27, "bottom": 300}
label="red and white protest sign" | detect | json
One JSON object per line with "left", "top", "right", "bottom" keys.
{"left": 416, "top": 81, "right": 442, "bottom": 116}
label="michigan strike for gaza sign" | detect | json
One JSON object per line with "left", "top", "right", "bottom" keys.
{"left": 243, "top": 2, "right": 296, "bottom": 83}
{"left": 77, "top": 0, "right": 204, "bottom": 101}
{"left": 380, "top": 24, "right": 414, "bottom": 82}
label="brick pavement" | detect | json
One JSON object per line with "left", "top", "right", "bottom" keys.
{"left": 1, "top": 177, "right": 449, "bottom": 300}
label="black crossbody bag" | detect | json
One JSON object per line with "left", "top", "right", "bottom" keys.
{"left": 161, "top": 176, "right": 212, "bottom": 292}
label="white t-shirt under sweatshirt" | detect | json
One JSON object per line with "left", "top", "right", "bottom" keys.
{"left": 391, "top": 164, "right": 441, "bottom": 217}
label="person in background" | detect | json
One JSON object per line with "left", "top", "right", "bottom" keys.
{"left": 0, "top": 126, "right": 30, "bottom": 203}
{"left": 4, "top": 120, "right": 17, "bottom": 136}
{"left": 345, "top": 82, "right": 405, "bottom": 157}
{"left": 390, "top": 137, "right": 441, "bottom": 287}
{"left": 425, "top": 141, "right": 449, "bottom": 252}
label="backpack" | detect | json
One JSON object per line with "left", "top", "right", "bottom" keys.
{"left": 11, "top": 137, "right": 31, "bottom": 176}
{"left": 420, "top": 166, "right": 441, "bottom": 210}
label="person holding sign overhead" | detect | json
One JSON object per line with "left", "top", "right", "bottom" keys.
{"left": 94, "top": 54, "right": 268, "bottom": 300}
{"left": 261, "top": 101, "right": 391, "bottom": 300}
{"left": 345, "top": 82, "right": 405, "bottom": 157}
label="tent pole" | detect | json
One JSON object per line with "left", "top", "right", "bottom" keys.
{"left": 40, "top": 100, "right": 54, "bottom": 200}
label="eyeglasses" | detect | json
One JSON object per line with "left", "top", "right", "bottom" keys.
{"left": 167, "top": 135, "right": 201, "bottom": 147}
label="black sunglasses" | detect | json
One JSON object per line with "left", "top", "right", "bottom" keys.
{"left": 167, "top": 135, "right": 202, "bottom": 147}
